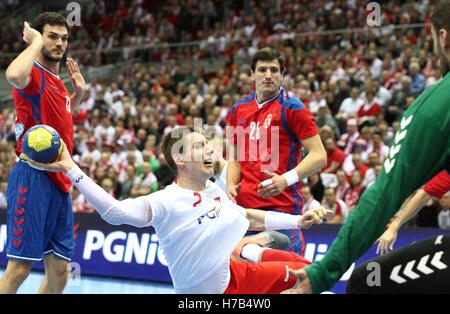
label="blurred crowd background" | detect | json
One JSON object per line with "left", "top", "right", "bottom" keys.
{"left": 0, "top": 0, "right": 448, "bottom": 229}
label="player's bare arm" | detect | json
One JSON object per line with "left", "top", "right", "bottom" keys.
{"left": 244, "top": 207, "right": 332, "bottom": 231}
{"left": 23, "top": 141, "right": 154, "bottom": 227}
{"left": 66, "top": 57, "right": 87, "bottom": 106}
{"left": 376, "top": 188, "right": 432, "bottom": 255}
{"left": 5, "top": 22, "right": 43, "bottom": 89}
{"left": 226, "top": 143, "right": 241, "bottom": 202}
{"left": 258, "top": 134, "right": 326, "bottom": 198}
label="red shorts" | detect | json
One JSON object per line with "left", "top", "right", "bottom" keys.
{"left": 224, "top": 249, "right": 312, "bottom": 294}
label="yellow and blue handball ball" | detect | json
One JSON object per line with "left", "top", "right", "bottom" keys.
{"left": 21, "top": 124, "right": 62, "bottom": 163}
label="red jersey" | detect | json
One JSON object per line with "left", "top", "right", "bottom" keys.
{"left": 13, "top": 61, "right": 74, "bottom": 193}
{"left": 323, "top": 147, "right": 346, "bottom": 173}
{"left": 227, "top": 88, "right": 318, "bottom": 214}
{"left": 423, "top": 170, "right": 450, "bottom": 199}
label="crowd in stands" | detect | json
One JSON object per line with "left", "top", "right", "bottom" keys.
{"left": 0, "top": 0, "right": 448, "bottom": 229}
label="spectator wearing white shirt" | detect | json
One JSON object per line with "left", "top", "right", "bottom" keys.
{"left": 337, "top": 118, "right": 359, "bottom": 155}
{"left": 365, "top": 131, "right": 389, "bottom": 162}
{"left": 81, "top": 137, "right": 101, "bottom": 164}
{"left": 302, "top": 186, "right": 321, "bottom": 214}
{"left": 308, "top": 90, "right": 327, "bottom": 115}
{"left": 338, "top": 87, "right": 364, "bottom": 119}
{"left": 321, "top": 188, "right": 348, "bottom": 224}
{"left": 362, "top": 152, "right": 381, "bottom": 187}
{"left": 372, "top": 79, "right": 392, "bottom": 107}
{"left": 368, "top": 49, "right": 383, "bottom": 80}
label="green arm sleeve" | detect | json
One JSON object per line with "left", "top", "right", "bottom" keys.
{"left": 306, "top": 109, "right": 450, "bottom": 293}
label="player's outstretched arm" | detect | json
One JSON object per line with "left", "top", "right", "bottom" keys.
{"left": 23, "top": 141, "right": 153, "bottom": 228}
{"left": 5, "top": 22, "right": 43, "bottom": 89}
{"left": 244, "top": 207, "right": 332, "bottom": 231}
{"left": 376, "top": 188, "right": 431, "bottom": 255}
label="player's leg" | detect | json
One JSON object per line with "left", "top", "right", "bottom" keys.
{"left": 346, "top": 235, "right": 450, "bottom": 293}
{"left": 39, "top": 187, "right": 74, "bottom": 294}
{"left": 224, "top": 258, "right": 310, "bottom": 294}
{"left": 38, "top": 254, "right": 69, "bottom": 293}
{"left": 0, "top": 161, "right": 49, "bottom": 293}
{"left": 240, "top": 243, "right": 312, "bottom": 264}
{"left": 0, "top": 259, "right": 32, "bottom": 293}
{"left": 277, "top": 228, "right": 305, "bottom": 255}
{"left": 232, "top": 231, "right": 290, "bottom": 258}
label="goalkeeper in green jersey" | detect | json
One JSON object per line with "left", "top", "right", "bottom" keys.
{"left": 284, "top": 0, "right": 450, "bottom": 294}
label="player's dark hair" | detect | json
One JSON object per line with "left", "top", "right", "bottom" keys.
{"left": 161, "top": 126, "right": 203, "bottom": 177}
{"left": 32, "top": 12, "right": 69, "bottom": 34}
{"left": 251, "top": 47, "right": 285, "bottom": 73}
{"left": 430, "top": 0, "right": 450, "bottom": 32}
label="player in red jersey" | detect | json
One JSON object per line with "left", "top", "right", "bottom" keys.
{"left": 226, "top": 47, "right": 327, "bottom": 254}
{"left": 0, "top": 12, "right": 87, "bottom": 293}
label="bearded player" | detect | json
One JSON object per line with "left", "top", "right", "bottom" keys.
{"left": 0, "top": 12, "right": 87, "bottom": 293}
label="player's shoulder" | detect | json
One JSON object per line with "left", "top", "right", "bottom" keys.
{"left": 409, "top": 74, "right": 450, "bottom": 131}
{"left": 276, "top": 88, "right": 305, "bottom": 110}
{"left": 230, "top": 92, "right": 255, "bottom": 113}
{"left": 144, "top": 184, "right": 174, "bottom": 203}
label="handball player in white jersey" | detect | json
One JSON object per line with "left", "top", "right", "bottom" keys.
{"left": 25, "top": 127, "right": 331, "bottom": 294}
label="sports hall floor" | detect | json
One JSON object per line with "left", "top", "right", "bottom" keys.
{"left": 0, "top": 269, "right": 175, "bottom": 293}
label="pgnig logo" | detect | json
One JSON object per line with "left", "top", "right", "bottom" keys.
{"left": 82, "top": 230, "right": 168, "bottom": 266}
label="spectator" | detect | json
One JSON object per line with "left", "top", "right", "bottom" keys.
{"left": 335, "top": 169, "right": 350, "bottom": 201}
{"left": 385, "top": 75, "right": 414, "bottom": 124}
{"left": 131, "top": 162, "right": 158, "bottom": 197}
{"left": 337, "top": 87, "right": 364, "bottom": 119}
{"left": 316, "top": 103, "right": 340, "bottom": 139}
{"left": 362, "top": 152, "right": 381, "bottom": 187}
{"left": 321, "top": 187, "right": 348, "bottom": 224}
{"left": 409, "top": 62, "right": 426, "bottom": 95}
{"left": 342, "top": 171, "right": 365, "bottom": 211}
{"left": 371, "top": 79, "right": 392, "bottom": 107}
{"left": 343, "top": 152, "right": 369, "bottom": 179}
{"left": 366, "top": 130, "right": 390, "bottom": 162}
{"left": 337, "top": 118, "right": 359, "bottom": 155}
{"left": 357, "top": 90, "right": 382, "bottom": 120}
{"left": 82, "top": 137, "right": 101, "bottom": 163}
{"left": 302, "top": 185, "right": 321, "bottom": 214}
{"left": 323, "top": 138, "right": 346, "bottom": 174}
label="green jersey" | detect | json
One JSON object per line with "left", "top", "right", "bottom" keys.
{"left": 306, "top": 72, "right": 450, "bottom": 293}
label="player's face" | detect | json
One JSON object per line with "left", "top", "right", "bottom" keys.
{"left": 431, "top": 25, "right": 449, "bottom": 76}
{"left": 41, "top": 24, "right": 69, "bottom": 62}
{"left": 252, "top": 60, "right": 283, "bottom": 101}
{"left": 182, "top": 132, "right": 214, "bottom": 180}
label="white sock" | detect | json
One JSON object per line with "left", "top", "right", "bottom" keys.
{"left": 240, "top": 243, "right": 268, "bottom": 262}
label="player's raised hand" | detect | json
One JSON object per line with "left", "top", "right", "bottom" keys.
{"left": 66, "top": 57, "right": 87, "bottom": 95}
{"left": 258, "top": 172, "right": 287, "bottom": 198}
{"left": 21, "top": 140, "right": 76, "bottom": 173}
{"left": 23, "top": 21, "right": 42, "bottom": 45}
{"left": 281, "top": 268, "right": 313, "bottom": 294}
{"left": 376, "top": 227, "right": 398, "bottom": 255}
{"left": 298, "top": 207, "right": 333, "bottom": 229}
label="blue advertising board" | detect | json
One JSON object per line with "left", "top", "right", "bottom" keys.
{"left": 1, "top": 211, "right": 449, "bottom": 293}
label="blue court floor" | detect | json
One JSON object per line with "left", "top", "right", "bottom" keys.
{"left": 0, "top": 269, "right": 175, "bottom": 294}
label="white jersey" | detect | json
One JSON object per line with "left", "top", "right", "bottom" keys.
{"left": 145, "top": 180, "right": 249, "bottom": 293}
